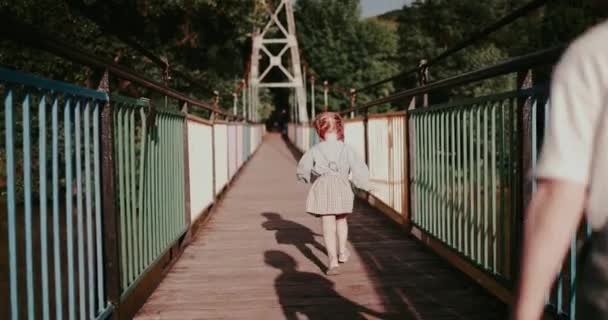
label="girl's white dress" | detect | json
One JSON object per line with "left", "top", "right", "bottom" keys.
{"left": 296, "top": 138, "right": 370, "bottom": 215}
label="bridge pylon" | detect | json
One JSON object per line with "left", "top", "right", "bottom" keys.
{"left": 250, "top": 0, "right": 308, "bottom": 123}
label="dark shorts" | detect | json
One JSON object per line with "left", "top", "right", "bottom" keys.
{"left": 577, "top": 228, "right": 608, "bottom": 319}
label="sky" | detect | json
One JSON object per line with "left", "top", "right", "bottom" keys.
{"left": 360, "top": 0, "right": 412, "bottom": 18}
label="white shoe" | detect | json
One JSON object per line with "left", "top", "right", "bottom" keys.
{"left": 326, "top": 266, "right": 340, "bottom": 276}
{"left": 338, "top": 250, "right": 350, "bottom": 263}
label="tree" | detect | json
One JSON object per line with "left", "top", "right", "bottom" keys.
{"left": 295, "top": 0, "right": 399, "bottom": 112}
{"left": 0, "top": 0, "right": 266, "bottom": 108}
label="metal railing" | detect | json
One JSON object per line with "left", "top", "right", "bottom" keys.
{"left": 288, "top": 43, "right": 585, "bottom": 318}
{"left": 1, "top": 68, "right": 112, "bottom": 319}
{"left": 409, "top": 87, "right": 546, "bottom": 280}
{"left": 1, "top": 19, "right": 266, "bottom": 318}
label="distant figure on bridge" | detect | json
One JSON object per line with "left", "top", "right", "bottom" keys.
{"left": 296, "top": 112, "right": 371, "bottom": 276}
{"left": 514, "top": 20, "right": 608, "bottom": 319}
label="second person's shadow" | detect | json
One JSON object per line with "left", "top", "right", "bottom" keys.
{"left": 261, "top": 212, "right": 328, "bottom": 272}
{"left": 265, "top": 250, "right": 400, "bottom": 319}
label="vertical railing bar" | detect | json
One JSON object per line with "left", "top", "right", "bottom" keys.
{"left": 125, "top": 107, "right": 133, "bottom": 284}
{"left": 75, "top": 100, "right": 87, "bottom": 319}
{"left": 93, "top": 101, "right": 105, "bottom": 311}
{"left": 463, "top": 110, "right": 469, "bottom": 257}
{"left": 38, "top": 94, "right": 50, "bottom": 320}
{"left": 156, "top": 114, "right": 163, "bottom": 252}
{"left": 448, "top": 111, "right": 460, "bottom": 251}
{"left": 429, "top": 114, "right": 434, "bottom": 234}
{"left": 431, "top": 113, "right": 440, "bottom": 236}
{"left": 419, "top": 118, "right": 423, "bottom": 228}
{"left": 442, "top": 113, "right": 447, "bottom": 242}
{"left": 427, "top": 114, "right": 435, "bottom": 234}
{"left": 424, "top": 114, "right": 429, "bottom": 231}
{"left": 148, "top": 113, "right": 155, "bottom": 264}
{"left": 179, "top": 117, "right": 186, "bottom": 233}
{"left": 445, "top": 112, "right": 451, "bottom": 245}
{"left": 454, "top": 110, "right": 464, "bottom": 253}
{"left": 446, "top": 112, "right": 451, "bottom": 245}
{"left": 128, "top": 106, "right": 136, "bottom": 284}
{"left": 414, "top": 116, "right": 419, "bottom": 226}
{"left": 137, "top": 106, "right": 147, "bottom": 274}
{"left": 154, "top": 115, "right": 161, "bottom": 258}
{"left": 483, "top": 103, "right": 490, "bottom": 269}
{"left": 159, "top": 114, "right": 166, "bottom": 249}
{"left": 23, "top": 94, "right": 36, "bottom": 320}
{"left": 509, "top": 98, "right": 517, "bottom": 279}
{"left": 476, "top": 105, "right": 482, "bottom": 265}
{"left": 491, "top": 103, "right": 497, "bottom": 272}
{"left": 439, "top": 113, "right": 444, "bottom": 241}
{"left": 415, "top": 117, "right": 420, "bottom": 227}
{"left": 51, "top": 96, "right": 63, "bottom": 320}
{"left": 117, "top": 104, "right": 128, "bottom": 290}
{"left": 469, "top": 107, "right": 475, "bottom": 258}
{"left": 422, "top": 115, "right": 427, "bottom": 230}
{"left": 84, "top": 100, "right": 96, "bottom": 316}
{"left": 170, "top": 116, "right": 178, "bottom": 239}
{"left": 147, "top": 112, "right": 154, "bottom": 262}
{"left": 168, "top": 115, "right": 175, "bottom": 239}
{"left": 179, "top": 117, "right": 185, "bottom": 233}
{"left": 414, "top": 114, "right": 420, "bottom": 223}
{"left": 142, "top": 111, "right": 150, "bottom": 267}
{"left": 168, "top": 115, "right": 173, "bottom": 241}
{"left": 173, "top": 116, "right": 180, "bottom": 238}
{"left": 416, "top": 116, "right": 421, "bottom": 227}
{"left": 129, "top": 107, "right": 139, "bottom": 278}
{"left": 5, "top": 89, "right": 19, "bottom": 320}
{"left": 173, "top": 117, "right": 178, "bottom": 236}
{"left": 499, "top": 99, "right": 507, "bottom": 276}
{"left": 65, "top": 98, "right": 76, "bottom": 320}
{"left": 162, "top": 114, "right": 168, "bottom": 249}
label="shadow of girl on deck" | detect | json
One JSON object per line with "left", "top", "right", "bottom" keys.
{"left": 262, "top": 212, "right": 328, "bottom": 272}
{"left": 265, "top": 250, "right": 400, "bottom": 320}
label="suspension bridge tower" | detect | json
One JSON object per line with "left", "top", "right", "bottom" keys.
{"left": 250, "top": 0, "right": 308, "bottom": 123}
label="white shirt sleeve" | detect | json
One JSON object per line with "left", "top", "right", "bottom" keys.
{"left": 535, "top": 45, "right": 604, "bottom": 184}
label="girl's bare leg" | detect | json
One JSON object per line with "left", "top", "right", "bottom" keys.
{"left": 321, "top": 215, "right": 339, "bottom": 269}
{"left": 336, "top": 215, "right": 349, "bottom": 262}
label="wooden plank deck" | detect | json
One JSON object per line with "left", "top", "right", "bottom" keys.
{"left": 135, "top": 133, "right": 508, "bottom": 319}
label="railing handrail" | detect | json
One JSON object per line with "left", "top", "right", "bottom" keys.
{"left": 0, "top": 67, "right": 109, "bottom": 101}
{"left": 0, "top": 12, "right": 243, "bottom": 120}
{"left": 353, "top": 0, "right": 551, "bottom": 94}
{"left": 340, "top": 45, "right": 564, "bottom": 115}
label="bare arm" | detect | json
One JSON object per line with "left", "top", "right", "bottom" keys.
{"left": 513, "top": 179, "right": 586, "bottom": 320}
{"left": 296, "top": 149, "right": 314, "bottom": 183}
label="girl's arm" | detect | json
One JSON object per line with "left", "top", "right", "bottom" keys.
{"left": 296, "top": 149, "right": 314, "bottom": 183}
{"left": 347, "top": 147, "right": 371, "bottom": 191}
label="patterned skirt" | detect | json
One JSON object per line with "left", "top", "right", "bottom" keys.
{"left": 306, "top": 175, "right": 354, "bottom": 215}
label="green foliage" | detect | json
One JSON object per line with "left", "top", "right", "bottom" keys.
{"left": 0, "top": 0, "right": 266, "bottom": 109}
{"left": 295, "top": 0, "right": 399, "bottom": 112}
{"left": 395, "top": 0, "right": 607, "bottom": 102}
{"left": 294, "top": 0, "right": 607, "bottom": 112}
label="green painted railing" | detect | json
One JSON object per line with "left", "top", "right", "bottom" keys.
{"left": 2, "top": 67, "right": 264, "bottom": 319}
{"left": 409, "top": 87, "right": 589, "bottom": 319}
{"left": 110, "top": 96, "right": 187, "bottom": 295}
{"left": 409, "top": 88, "right": 544, "bottom": 280}
{"left": 1, "top": 67, "right": 112, "bottom": 320}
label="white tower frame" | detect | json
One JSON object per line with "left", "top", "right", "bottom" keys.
{"left": 250, "top": 0, "right": 308, "bottom": 123}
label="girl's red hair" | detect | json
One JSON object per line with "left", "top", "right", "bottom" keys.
{"left": 314, "top": 112, "right": 344, "bottom": 141}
